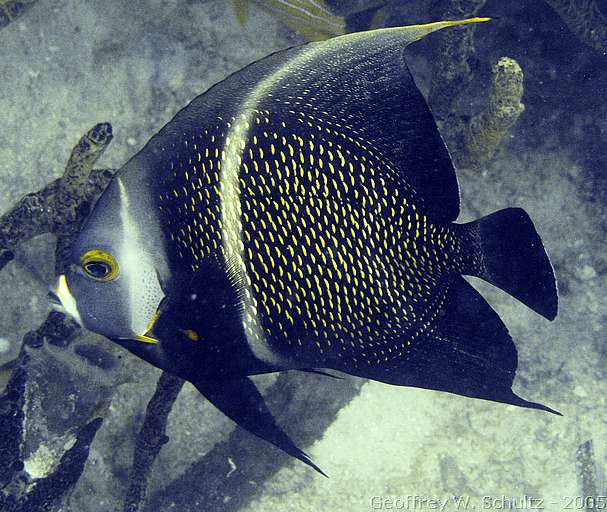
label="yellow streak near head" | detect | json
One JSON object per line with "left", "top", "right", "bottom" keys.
{"left": 136, "top": 334, "right": 159, "bottom": 344}
{"left": 54, "top": 274, "right": 83, "bottom": 326}
{"left": 180, "top": 329, "right": 200, "bottom": 342}
{"left": 136, "top": 309, "right": 161, "bottom": 344}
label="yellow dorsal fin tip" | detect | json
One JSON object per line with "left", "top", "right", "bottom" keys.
{"left": 452, "top": 17, "right": 492, "bottom": 24}
{"left": 409, "top": 17, "right": 492, "bottom": 30}
{"left": 385, "top": 17, "right": 493, "bottom": 44}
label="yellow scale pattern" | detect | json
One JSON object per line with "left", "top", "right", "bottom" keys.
{"left": 157, "top": 129, "right": 225, "bottom": 268}
{"left": 154, "top": 112, "right": 468, "bottom": 369}
{"left": 238, "top": 110, "right": 465, "bottom": 368}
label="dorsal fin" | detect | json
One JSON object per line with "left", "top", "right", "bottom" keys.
{"left": 137, "top": 18, "right": 490, "bottom": 223}
{"left": 240, "top": 18, "right": 491, "bottom": 222}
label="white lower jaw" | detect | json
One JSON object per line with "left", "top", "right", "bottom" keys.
{"left": 53, "top": 275, "right": 83, "bottom": 326}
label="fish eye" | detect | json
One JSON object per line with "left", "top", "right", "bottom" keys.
{"left": 80, "top": 249, "right": 119, "bottom": 282}
{"left": 84, "top": 261, "right": 111, "bottom": 279}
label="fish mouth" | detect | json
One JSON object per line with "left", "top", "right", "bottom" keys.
{"left": 51, "top": 275, "right": 83, "bottom": 326}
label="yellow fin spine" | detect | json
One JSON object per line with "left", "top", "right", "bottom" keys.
{"left": 341, "top": 17, "right": 492, "bottom": 46}
{"left": 392, "top": 17, "right": 492, "bottom": 43}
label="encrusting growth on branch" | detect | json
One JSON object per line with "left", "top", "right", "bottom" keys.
{"left": 459, "top": 57, "right": 525, "bottom": 169}
{"left": 0, "top": 123, "right": 114, "bottom": 257}
{"left": 123, "top": 372, "right": 185, "bottom": 512}
{"left": 428, "top": 2, "right": 525, "bottom": 170}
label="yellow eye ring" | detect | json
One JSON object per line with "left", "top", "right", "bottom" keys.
{"left": 80, "top": 249, "right": 119, "bottom": 282}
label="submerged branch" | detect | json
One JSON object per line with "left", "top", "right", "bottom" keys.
{"left": 0, "top": 351, "right": 28, "bottom": 491}
{"left": 0, "top": 124, "right": 116, "bottom": 511}
{"left": 123, "top": 372, "right": 185, "bottom": 512}
{"left": 145, "top": 372, "right": 364, "bottom": 512}
{"left": 576, "top": 439, "right": 600, "bottom": 510}
{"left": 0, "top": 123, "right": 114, "bottom": 261}
{"left": 428, "top": 2, "right": 525, "bottom": 169}
{"left": 428, "top": 0, "right": 487, "bottom": 120}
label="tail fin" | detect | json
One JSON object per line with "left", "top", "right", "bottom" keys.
{"left": 459, "top": 208, "right": 558, "bottom": 320}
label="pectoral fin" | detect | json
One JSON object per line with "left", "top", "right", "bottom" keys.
{"left": 193, "top": 376, "right": 327, "bottom": 476}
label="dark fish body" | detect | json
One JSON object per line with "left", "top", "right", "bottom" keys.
{"left": 61, "top": 20, "right": 558, "bottom": 473}
{"left": 154, "top": 105, "right": 471, "bottom": 371}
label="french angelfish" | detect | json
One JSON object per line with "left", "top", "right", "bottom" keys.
{"left": 53, "top": 18, "right": 559, "bottom": 474}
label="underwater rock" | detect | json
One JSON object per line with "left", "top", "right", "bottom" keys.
{"left": 0, "top": 0, "right": 38, "bottom": 31}
{"left": 545, "top": 0, "right": 607, "bottom": 53}
{"left": 73, "top": 343, "right": 117, "bottom": 370}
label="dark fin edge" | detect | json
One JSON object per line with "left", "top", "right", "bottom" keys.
{"left": 506, "top": 392, "right": 562, "bottom": 416}
{"left": 346, "top": 277, "right": 558, "bottom": 414}
{"left": 298, "top": 369, "right": 343, "bottom": 380}
{"left": 194, "top": 377, "right": 327, "bottom": 477}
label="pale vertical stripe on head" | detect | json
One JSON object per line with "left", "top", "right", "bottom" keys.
{"left": 117, "top": 178, "right": 164, "bottom": 339}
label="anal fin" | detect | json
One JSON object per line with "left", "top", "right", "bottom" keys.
{"left": 194, "top": 377, "right": 327, "bottom": 476}
{"left": 351, "top": 277, "right": 559, "bottom": 414}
